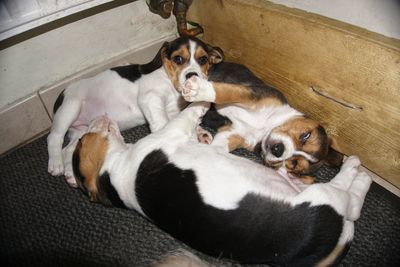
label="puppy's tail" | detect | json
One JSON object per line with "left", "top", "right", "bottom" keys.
{"left": 151, "top": 249, "right": 214, "bottom": 267}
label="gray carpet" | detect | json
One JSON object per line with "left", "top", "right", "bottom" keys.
{"left": 1, "top": 124, "right": 399, "bottom": 267}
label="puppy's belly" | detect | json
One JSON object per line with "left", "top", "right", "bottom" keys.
{"left": 71, "top": 97, "right": 145, "bottom": 130}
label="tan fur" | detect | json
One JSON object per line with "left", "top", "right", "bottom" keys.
{"left": 152, "top": 250, "right": 211, "bottom": 267}
{"left": 217, "top": 124, "right": 232, "bottom": 133}
{"left": 274, "top": 116, "right": 324, "bottom": 157}
{"left": 162, "top": 45, "right": 189, "bottom": 90}
{"left": 316, "top": 245, "right": 346, "bottom": 267}
{"left": 228, "top": 134, "right": 253, "bottom": 151}
{"left": 213, "top": 82, "right": 282, "bottom": 109}
{"left": 162, "top": 45, "right": 215, "bottom": 90}
{"left": 76, "top": 133, "right": 109, "bottom": 201}
{"left": 194, "top": 46, "right": 212, "bottom": 75}
{"left": 285, "top": 156, "right": 310, "bottom": 172}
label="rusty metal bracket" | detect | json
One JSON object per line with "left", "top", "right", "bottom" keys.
{"left": 146, "top": 0, "right": 203, "bottom": 37}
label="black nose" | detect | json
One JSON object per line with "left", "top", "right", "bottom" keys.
{"left": 185, "top": 72, "right": 198, "bottom": 80}
{"left": 270, "top": 143, "right": 284, "bottom": 157}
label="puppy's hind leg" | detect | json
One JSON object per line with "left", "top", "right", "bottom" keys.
{"left": 47, "top": 98, "right": 81, "bottom": 176}
{"left": 346, "top": 171, "right": 372, "bottom": 221}
{"left": 62, "top": 126, "right": 87, "bottom": 187}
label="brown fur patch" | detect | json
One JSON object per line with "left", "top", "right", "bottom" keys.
{"left": 162, "top": 44, "right": 216, "bottom": 90}
{"left": 194, "top": 46, "right": 212, "bottom": 75}
{"left": 76, "top": 132, "right": 109, "bottom": 202}
{"left": 228, "top": 134, "right": 253, "bottom": 151}
{"left": 274, "top": 116, "right": 325, "bottom": 158}
{"left": 285, "top": 156, "right": 310, "bottom": 174}
{"left": 316, "top": 245, "right": 346, "bottom": 267}
{"left": 162, "top": 45, "right": 190, "bottom": 90}
{"left": 213, "top": 82, "right": 281, "bottom": 109}
{"left": 218, "top": 124, "right": 232, "bottom": 133}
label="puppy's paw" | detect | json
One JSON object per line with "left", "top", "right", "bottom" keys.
{"left": 64, "top": 163, "right": 78, "bottom": 187}
{"left": 197, "top": 126, "right": 213, "bottom": 144}
{"left": 347, "top": 171, "right": 372, "bottom": 221}
{"left": 65, "top": 174, "right": 78, "bottom": 188}
{"left": 330, "top": 155, "right": 361, "bottom": 191}
{"left": 48, "top": 155, "right": 64, "bottom": 176}
{"left": 342, "top": 155, "right": 361, "bottom": 170}
{"left": 340, "top": 155, "right": 361, "bottom": 178}
{"left": 181, "top": 76, "right": 215, "bottom": 102}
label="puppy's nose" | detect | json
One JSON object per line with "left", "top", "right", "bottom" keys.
{"left": 271, "top": 143, "right": 284, "bottom": 157}
{"left": 185, "top": 72, "right": 198, "bottom": 80}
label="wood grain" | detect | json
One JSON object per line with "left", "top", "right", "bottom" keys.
{"left": 188, "top": 0, "right": 400, "bottom": 187}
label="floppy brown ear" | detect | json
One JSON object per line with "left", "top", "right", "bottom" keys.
{"left": 72, "top": 133, "right": 109, "bottom": 203}
{"left": 325, "top": 138, "right": 344, "bottom": 167}
{"left": 206, "top": 45, "right": 224, "bottom": 64}
{"left": 139, "top": 41, "right": 169, "bottom": 74}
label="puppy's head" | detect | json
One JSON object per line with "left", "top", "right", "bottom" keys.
{"left": 261, "top": 116, "right": 343, "bottom": 175}
{"left": 72, "top": 116, "right": 126, "bottom": 207}
{"left": 156, "top": 36, "right": 224, "bottom": 90}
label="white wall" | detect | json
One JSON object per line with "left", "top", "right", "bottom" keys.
{"left": 269, "top": 0, "right": 400, "bottom": 39}
{"left": 0, "top": 0, "right": 177, "bottom": 110}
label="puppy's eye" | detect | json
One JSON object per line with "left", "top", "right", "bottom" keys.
{"left": 173, "top": 56, "right": 184, "bottom": 65}
{"left": 300, "top": 132, "right": 311, "bottom": 144}
{"left": 198, "top": 56, "right": 208, "bottom": 65}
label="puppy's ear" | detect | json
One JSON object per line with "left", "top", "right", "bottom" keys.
{"left": 139, "top": 41, "right": 170, "bottom": 74}
{"left": 324, "top": 138, "right": 344, "bottom": 167}
{"left": 72, "top": 133, "right": 109, "bottom": 203}
{"left": 206, "top": 45, "right": 224, "bottom": 64}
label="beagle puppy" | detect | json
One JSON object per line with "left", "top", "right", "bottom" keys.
{"left": 181, "top": 62, "right": 343, "bottom": 183}
{"left": 72, "top": 103, "right": 371, "bottom": 266}
{"left": 47, "top": 36, "right": 223, "bottom": 186}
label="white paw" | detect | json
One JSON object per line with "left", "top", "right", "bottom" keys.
{"left": 329, "top": 156, "right": 361, "bottom": 190}
{"left": 354, "top": 171, "right": 372, "bottom": 186}
{"left": 48, "top": 155, "right": 64, "bottom": 176}
{"left": 342, "top": 155, "right": 361, "bottom": 171}
{"left": 347, "top": 171, "right": 372, "bottom": 221}
{"left": 181, "top": 76, "right": 215, "bottom": 102}
{"left": 64, "top": 173, "right": 78, "bottom": 188}
{"left": 197, "top": 126, "right": 213, "bottom": 144}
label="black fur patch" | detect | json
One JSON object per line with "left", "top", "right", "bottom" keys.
{"left": 208, "top": 62, "right": 287, "bottom": 103}
{"left": 53, "top": 89, "right": 65, "bottom": 114}
{"left": 199, "top": 104, "right": 232, "bottom": 135}
{"left": 111, "top": 65, "right": 142, "bottom": 82}
{"left": 200, "top": 62, "right": 288, "bottom": 134}
{"left": 97, "top": 172, "right": 127, "bottom": 209}
{"left": 135, "top": 149, "right": 343, "bottom": 265}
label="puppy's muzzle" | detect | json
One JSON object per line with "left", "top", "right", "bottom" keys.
{"left": 185, "top": 72, "right": 198, "bottom": 80}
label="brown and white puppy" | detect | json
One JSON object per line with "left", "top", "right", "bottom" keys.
{"left": 47, "top": 36, "right": 223, "bottom": 186}
{"left": 72, "top": 104, "right": 371, "bottom": 266}
{"left": 181, "top": 62, "right": 343, "bottom": 183}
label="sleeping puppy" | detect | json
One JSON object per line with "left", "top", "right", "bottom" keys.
{"left": 47, "top": 36, "right": 223, "bottom": 186}
{"left": 72, "top": 103, "right": 371, "bottom": 266}
{"left": 181, "top": 62, "right": 343, "bottom": 184}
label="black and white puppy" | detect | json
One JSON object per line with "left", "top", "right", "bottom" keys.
{"left": 72, "top": 103, "right": 371, "bottom": 266}
{"left": 47, "top": 36, "right": 223, "bottom": 186}
{"left": 181, "top": 62, "right": 343, "bottom": 184}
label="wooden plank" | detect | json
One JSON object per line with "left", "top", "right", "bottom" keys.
{"left": 188, "top": 0, "right": 400, "bottom": 188}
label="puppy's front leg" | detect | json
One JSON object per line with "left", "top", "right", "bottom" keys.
{"left": 182, "top": 76, "right": 256, "bottom": 108}
{"left": 139, "top": 94, "right": 170, "bottom": 132}
{"left": 162, "top": 102, "right": 210, "bottom": 138}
